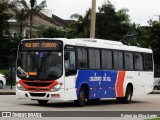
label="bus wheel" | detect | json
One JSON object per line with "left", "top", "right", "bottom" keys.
{"left": 74, "top": 87, "right": 86, "bottom": 107}
{"left": 0, "top": 82, "right": 3, "bottom": 89}
{"left": 37, "top": 100, "right": 48, "bottom": 105}
{"left": 116, "top": 97, "right": 123, "bottom": 103}
{"left": 154, "top": 86, "right": 158, "bottom": 90}
{"left": 123, "top": 86, "right": 133, "bottom": 104}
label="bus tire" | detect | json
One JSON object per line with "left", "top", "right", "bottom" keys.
{"left": 74, "top": 87, "right": 86, "bottom": 107}
{"left": 0, "top": 81, "right": 3, "bottom": 89}
{"left": 154, "top": 86, "right": 158, "bottom": 90}
{"left": 123, "top": 86, "right": 133, "bottom": 104}
{"left": 37, "top": 100, "right": 48, "bottom": 105}
{"left": 116, "top": 97, "right": 123, "bottom": 103}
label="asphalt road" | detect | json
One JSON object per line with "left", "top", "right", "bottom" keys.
{"left": 0, "top": 94, "right": 159, "bottom": 120}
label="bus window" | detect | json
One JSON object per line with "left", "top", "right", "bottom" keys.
{"left": 101, "top": 50, "right": 112, "bottom": 69}
{"left": 65, "top": 51, "right": 77, "bottom": 76}
{"left": 65, "top": 51, "right": 76, "bottom": 70}
{"left": 124, "top": 52, "right": 134, "bottom": 70}
{"left": 113, "top": 51, "right": 123, "bottom": 70}
{"left": 17, "top": 52, "right": 63, "bottom": 80}
{"left": 77, "top": 48, "right": 88, "bottom": 69}
{"left": 143, "top": 53, "right": 153, "bottom": 71}
{"left": 134, "top": 53, "right": 143, "bottom": 70}
{"left": 89, "top": 49, "right": 100, "bottom": 69}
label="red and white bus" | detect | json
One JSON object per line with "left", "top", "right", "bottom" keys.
{"left": 16, "top": 38, "right": 154, "bottom": 106}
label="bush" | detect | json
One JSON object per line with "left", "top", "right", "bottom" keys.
{"left": 0, "top": 70, "right": 9, "bottom": 80}
{"left": 0, "top": 69, "right": 16, "bottom": 85}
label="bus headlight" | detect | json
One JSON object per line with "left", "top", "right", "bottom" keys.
{"left": 50, "top": 83, "right": 62, "bottom": 92}
{"left": 17, "top": 83, "right": 25, "bottom": 91}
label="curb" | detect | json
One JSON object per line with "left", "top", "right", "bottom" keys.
{"left": 0, "top": 90, "right": 16, "bottom": 95}
{"left": 149, "top": 90, "right": 160, "bottom": 94}
{"left": 0, "top": 92, "right": 15, "bottom": 95}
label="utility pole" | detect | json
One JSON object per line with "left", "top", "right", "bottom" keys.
{"left": 90, "top": 0, "right": 96, "bottom": 38}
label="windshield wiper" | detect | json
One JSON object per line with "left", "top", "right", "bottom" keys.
{"left": 17, "top": 66, "right": 29, "bottom": 78}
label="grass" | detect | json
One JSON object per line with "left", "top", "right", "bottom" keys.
{"left": 145, "top": 118, "right": 160, "bottom": 120}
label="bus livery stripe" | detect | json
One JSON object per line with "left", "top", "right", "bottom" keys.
{"left": 116, "top": 71, "right": 126, "bottom": 97}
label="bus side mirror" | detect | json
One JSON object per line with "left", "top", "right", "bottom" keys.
{"left": 65, "top": 52, "right": 70, "bottom": 60}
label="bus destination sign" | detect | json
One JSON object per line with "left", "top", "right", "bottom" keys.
{"left": 20, "top": 40, "right": 63, "bottom": 51}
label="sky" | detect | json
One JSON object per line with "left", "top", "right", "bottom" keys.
{"left": 43, "top": 0, "right": 160, "bottom": 26}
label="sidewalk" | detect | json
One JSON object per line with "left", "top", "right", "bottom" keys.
{"left": 150, "top": 90, "right": 160, "bottom": 94}
{"left": 0, "top": 85, "right": 15, "bottom": 95}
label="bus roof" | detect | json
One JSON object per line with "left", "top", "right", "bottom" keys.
{"left": 21, "top": 38, "right": 152, "bottom": 53}
{"left": 63, "top": 38, "right": 152, "bottom": 53}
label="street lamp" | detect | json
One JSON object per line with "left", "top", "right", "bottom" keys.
{"left": 90, "top": 0, "right": 96, "bottom": 38}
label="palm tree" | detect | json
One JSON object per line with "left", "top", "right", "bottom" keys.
{"left": 19, "top": 0, "right": 47, "bottom": 37}
{"left": 68, "top": 9, "right": 91, "bottom": 38}
{"left": 70, "top": 13, "right": 83, "bottom": 22}
{"left": 15, "top": 9, "right": 29, "bottom": 38}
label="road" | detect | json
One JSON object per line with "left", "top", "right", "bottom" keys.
{"left": 0, "top": 94, "right": 159, "bottom": 120}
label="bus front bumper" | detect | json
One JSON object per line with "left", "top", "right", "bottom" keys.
{"left": 16, "top": 88, "right": 77, "bottom": 101}
{"left": 16, "top": 88, "right": 66, "bottom": 101}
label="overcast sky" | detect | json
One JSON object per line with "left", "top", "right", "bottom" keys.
{"left": 44, "top": 0, "right": 160, "bottom": 26}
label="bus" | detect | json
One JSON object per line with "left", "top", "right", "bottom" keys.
{"left": 16, "top": 38, "right": 154, "bottom": 106}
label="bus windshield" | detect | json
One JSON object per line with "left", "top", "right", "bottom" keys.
{"left": 17, "top": 51, "right": 62, "bottom": 80}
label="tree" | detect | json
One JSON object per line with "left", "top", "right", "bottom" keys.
{"left": 67, "top": 1, "right": 131, "bottom": 40}
{"left": 134, "top": 26, "right": 150, "bottom": 48}
{"left": 66, "top": 9, "right": 91, "bottom": 38}
{"left": 0, "top": 0, "right": 15, "bottom": 69}
{"left": 15, "top": 9, "right": 29, "bottom": 38}
{"left": 147, "top": 20, "right": 160, "bottom": 76}
{"left": 0, "top": 0, "right": 12, "bottom": 38}
{"left": 19, "top": 0, "right": 47, "bottom": 37}
{"left": 119, "top": 23, "right": 150, "bottom": 47}
{"left": 42, "top": 27, "right": 65, "bottom": 38}
{"left": 96, "top": 1, "right": 131, "bottom": 40}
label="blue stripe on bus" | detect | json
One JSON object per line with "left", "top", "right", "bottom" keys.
{"left": 76, "top": 70, "right": 118, "bottom": 99}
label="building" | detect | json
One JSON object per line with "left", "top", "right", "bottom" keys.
{"left": 8, "top": 8, "right": 72, "bottom": 38}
